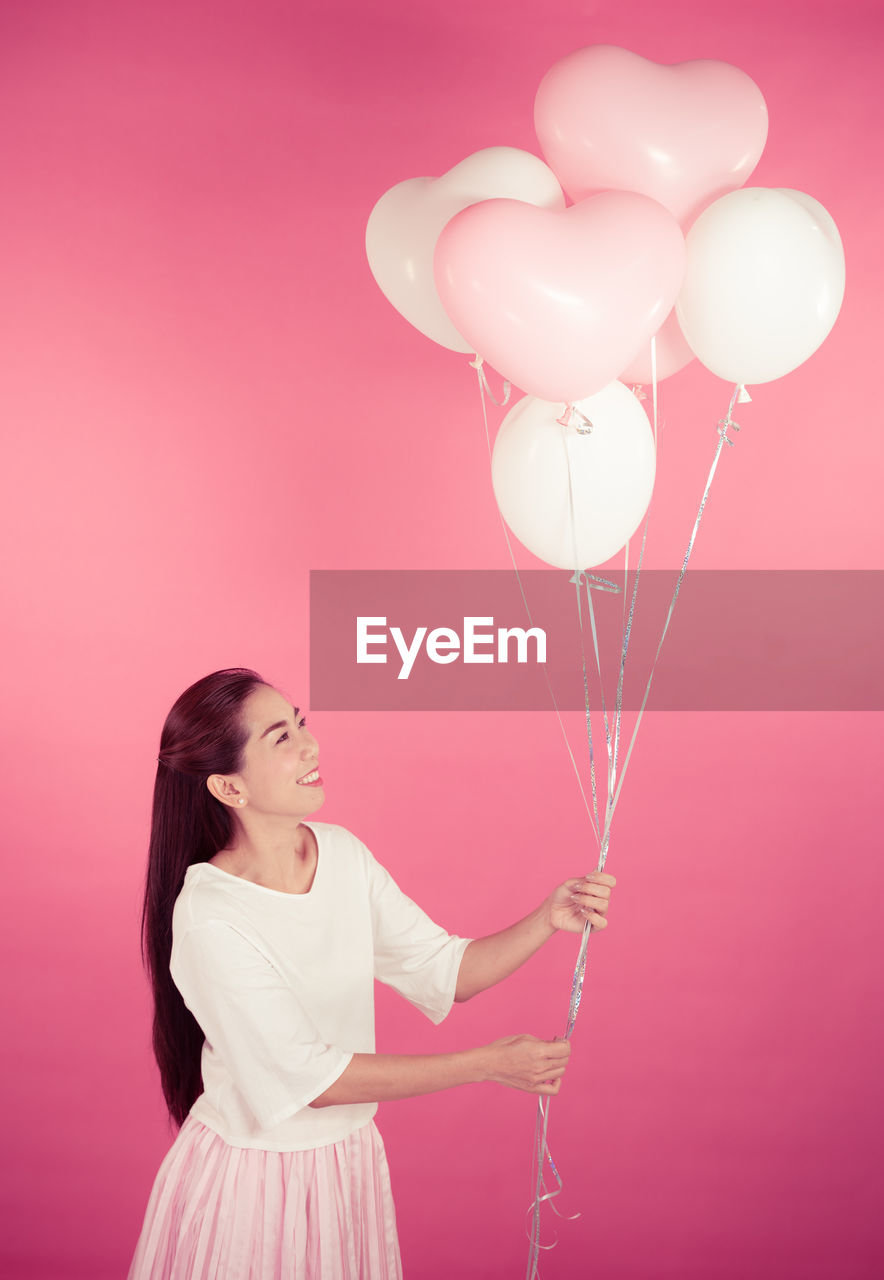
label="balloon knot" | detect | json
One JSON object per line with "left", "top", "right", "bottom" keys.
{"left": 557, "top": 404, "right": 594, "bottom": 434}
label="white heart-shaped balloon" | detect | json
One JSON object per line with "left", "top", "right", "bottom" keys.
{"left": 365, "top": 147, "right": 565, "bottom": 351}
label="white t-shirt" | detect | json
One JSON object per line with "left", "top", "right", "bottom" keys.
{"left": 170, "top": 822, "right": 471, "bottom": 1151}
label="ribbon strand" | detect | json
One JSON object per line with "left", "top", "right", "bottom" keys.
{"left": 610, "top": 384, "right": 743, "bottom": 820}
{"left": 472, "top": 358, "right": 600, "bottom": 844}
{"left": 524, "top": 383, "right": 746, "bottom": 1278}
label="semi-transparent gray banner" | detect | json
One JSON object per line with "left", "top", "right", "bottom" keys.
{"left": 309, "top": 570, "right": 883, "bottom": 711}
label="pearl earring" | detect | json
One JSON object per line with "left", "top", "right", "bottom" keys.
{"left": 238, "top": 798, "right": 245, "bottom": 806}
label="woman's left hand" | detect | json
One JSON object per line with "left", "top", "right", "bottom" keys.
{"left": 547, "top": 873, "right": 617, "bottom": 934}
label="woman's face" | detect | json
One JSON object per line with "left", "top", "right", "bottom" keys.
{"left": 228, "top": 684, "right": 324, "bottom": 819}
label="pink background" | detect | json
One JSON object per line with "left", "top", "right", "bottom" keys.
{"left": 1, "top": 1, "right": 882, "bottom": 1277}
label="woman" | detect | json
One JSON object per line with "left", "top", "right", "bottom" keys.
{"left": 129, "top": 668, "right": 616, "bottom": 1278}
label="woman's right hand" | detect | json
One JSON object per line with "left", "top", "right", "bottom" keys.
{"left": 480, "top": 1034, "right": 572, "bottom": 1095}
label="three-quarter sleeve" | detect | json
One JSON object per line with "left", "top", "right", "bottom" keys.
{"left": 366, "top": 853, "right": 471, "bottom": 1024}
{"left": 171, "top": 919, "right": 353, "bottom": 1131}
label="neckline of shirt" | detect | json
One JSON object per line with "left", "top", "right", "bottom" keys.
{"left": 191, "top": 821, "right": 323, "bottom": 899}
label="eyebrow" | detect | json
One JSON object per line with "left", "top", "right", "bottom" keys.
{"left": 259, "top": 705, "right": 300, "bottom": 740}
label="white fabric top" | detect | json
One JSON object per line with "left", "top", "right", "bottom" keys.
{"left": 170, "top": 821, "right": 470, "bottom": 1151}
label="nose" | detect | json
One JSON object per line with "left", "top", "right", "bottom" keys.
{"left": 301, "top": 727, "right": 319, "bottom": 757}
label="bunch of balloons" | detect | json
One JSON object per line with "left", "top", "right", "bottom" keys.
{"left": 366, "top": 45, "right": 846, "bottom": 571}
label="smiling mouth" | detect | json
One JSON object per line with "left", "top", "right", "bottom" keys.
{"left": 297, "top": 768, "right": 321, "bottom": 785}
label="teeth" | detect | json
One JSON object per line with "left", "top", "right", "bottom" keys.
{"left": 298, "top": 769, "right": 319, "bottom": 784}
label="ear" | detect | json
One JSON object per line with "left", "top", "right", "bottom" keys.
{"left": 206, "top": 774, "right": 246, "bottom": 808}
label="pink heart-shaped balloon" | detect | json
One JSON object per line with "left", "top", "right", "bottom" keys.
{"left": 434, "top": 192, "right": 685, "bottom": 403}
{"left": 535, "top": 45, "right": 769, "bottom": 225}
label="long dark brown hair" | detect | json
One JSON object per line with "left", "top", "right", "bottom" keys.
{"left": 141, "top": 667, "right": 267, "bottom": 1127}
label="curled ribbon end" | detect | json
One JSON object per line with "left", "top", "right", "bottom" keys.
{"left": 584, "top": 572, "right": 622, "bottom": 595}
{"left": 716, "top": 417, "right": 741, "bottom": 447}
{"left": 473, "top": 357, "right": 511, "bottom": 407}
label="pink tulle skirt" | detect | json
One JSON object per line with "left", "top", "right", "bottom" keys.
{"left": 127, "top": 1116, "right": 402, "bottom": 1279}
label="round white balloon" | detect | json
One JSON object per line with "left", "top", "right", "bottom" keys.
{"left": 676, "top": 187, "right": 845, "bottom": 385}
{"left": 491, "top": 382, "right": 656, "bottom": 570}
{"left": 365, "top": 147, "right": 565, "bottom": 352}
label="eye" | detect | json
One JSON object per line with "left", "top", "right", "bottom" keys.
{"left": 298, "top": 716, "right": 306, "bottom": 729}
{"left": 276, "top": 731, "right": 289, "bottom": 744}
